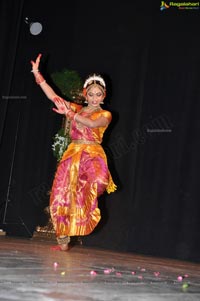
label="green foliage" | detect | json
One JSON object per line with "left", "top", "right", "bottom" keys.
{"left": 51, "top": 68, "right": 84, "bottom": 161}
{"left": 51, "top": 69, "right": 83, "bottom": 101}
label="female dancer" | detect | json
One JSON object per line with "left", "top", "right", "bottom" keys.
{"left": 31, "top": 54, "right": 117, "bottom": 250}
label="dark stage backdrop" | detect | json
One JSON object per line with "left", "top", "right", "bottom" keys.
{"left": 0, "top": 0, "right": 199, "bottom": 262}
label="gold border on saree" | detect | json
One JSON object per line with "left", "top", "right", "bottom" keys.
{"left": 72, "top": 139, "right": 99, "bottom": 145}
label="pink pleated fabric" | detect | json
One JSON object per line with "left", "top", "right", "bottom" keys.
{"left": 50, "top": 106, "right": 117, "bottom": 237}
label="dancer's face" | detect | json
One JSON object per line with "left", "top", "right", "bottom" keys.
{"left": 86, "top": 85, "right": 105, "bottom": 107}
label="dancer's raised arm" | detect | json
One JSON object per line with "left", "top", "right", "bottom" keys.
{"left": 30, "top": 54, "right": 70, "bottom": 108}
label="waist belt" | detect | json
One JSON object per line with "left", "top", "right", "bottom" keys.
{"left": 72, "top": 139, "right": 99, "bottom": 145}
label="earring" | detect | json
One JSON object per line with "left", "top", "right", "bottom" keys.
{"left": 100, "top": 101, "right": 104, "bottom": 104}
{"left": 84, "top": 100, "right": 88, "bottom": 104}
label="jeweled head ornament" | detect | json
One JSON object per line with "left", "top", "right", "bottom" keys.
{"left": 83, "top": 74, "right": 106, "bottom": 89}
{"left": 83, "top": 73, "right": 106, "bottom": 96}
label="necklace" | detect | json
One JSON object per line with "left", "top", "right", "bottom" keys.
{"left": 75, "top": 106, "right": 101, "bottom": 130}
{"left": 82, "top": 105, "right": 102, "bottom": 114}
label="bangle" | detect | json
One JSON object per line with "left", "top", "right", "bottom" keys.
{"left": 31, "top": 69, "right": 39, "bottom": 72}
{"left": 74, "top": 113, "right": 78, "bottom": 121}
{"left": 39, "top": 80, "right": 46, "bottom": 85}
{"left": 66, "top": 110, "right": 75, "bottom": 120}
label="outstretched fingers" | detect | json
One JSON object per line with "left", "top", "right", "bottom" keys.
{"left": 52, "top": 100, "right": 69, "bottom": 115}
{"left": 36, "top": 53, "right": 42, "bottom": 65}
{"left": 30, "top": 53, "right": 42, "bottom": 69}
{"left": 52, "top": 107, "right": 61, "bottom": 114}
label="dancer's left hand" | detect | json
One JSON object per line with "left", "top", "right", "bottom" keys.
{"left": 53, "top": 97, "right": 70, "bottom": 115}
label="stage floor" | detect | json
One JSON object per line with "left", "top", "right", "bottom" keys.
{"left": 0, "top": 236, "right": 199, "bottom": 301}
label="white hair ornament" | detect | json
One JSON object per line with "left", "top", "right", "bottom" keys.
{"left": 83, "top": 74, "right": 106, "bottom": 89}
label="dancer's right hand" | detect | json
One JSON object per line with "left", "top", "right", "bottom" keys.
{"left": 30, "top": 53, "right": 42, "bottom": 71}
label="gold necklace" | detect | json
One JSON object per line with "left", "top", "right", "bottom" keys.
{"left": 75, "top": 106, "right": 101, "bottom": 130}
{"left": 82, "top": 106, "right": 101, "bottom": 114}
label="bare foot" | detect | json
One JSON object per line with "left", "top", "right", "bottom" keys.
{"left": 50, "top": 244, "right": 69, "bottom": 251}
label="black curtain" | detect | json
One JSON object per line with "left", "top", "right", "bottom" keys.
{"left": 0, "top": 0, "right": 199, "bottom": 262}
{"left": 0, "top": 0, "right": 24, "bottom": 143}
